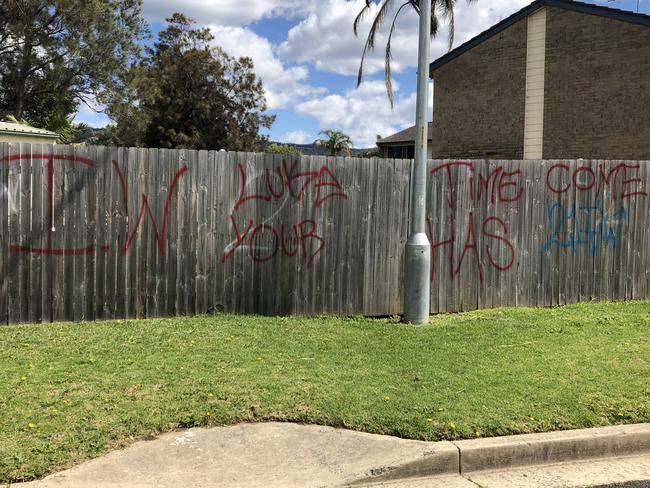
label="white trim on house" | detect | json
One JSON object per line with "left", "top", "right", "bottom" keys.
{"left": 523, "top": 8, "right": 547, "bottom": 159}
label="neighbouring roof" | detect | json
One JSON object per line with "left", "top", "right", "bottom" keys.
{"left": 0, "top": 121, "right": 59, "bottom": 139}
{"left": 429, "top": 0, "right": 650, "bottom": 75}
{"left": 377, "top": 122, "right": 434, "bottom": 146}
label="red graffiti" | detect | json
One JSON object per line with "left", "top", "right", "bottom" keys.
{"left": 220, "top": 217, "right": 255, "bottom": 263}
{"left": 221, "top": 217, "right": 324, "bottom": 268}
{"left": 482, "top": 217, "right": 516, "bottom": 272}
{"left": 426, "top": 213, "right": 516, "bottom": 282}
{"left": 546, "top": 162, "right": 648, "bottom": 200}
{"left": 456, "top": 213, "right": 482, "bottom": 281}
{"left": 234, "top": 160, "right": 347, "bottom": 210}
{"left": 3, "top": 153, "right": 95, "bottom": 255}
{"left": 227, "top": 159, "right": 347, "bottom": 268}
{"left": 4, "top": 154, "right": 188, "bottom": 256}
{"left": 431, "top": 161, "right": 524, "bottom": 208}
{"left": 314, "top": 167, "right": 347, "bottom": 208}
{"left": 112, "top": 160, "right": 188, "bottom": 256}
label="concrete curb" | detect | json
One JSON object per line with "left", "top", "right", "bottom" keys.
{"left": 346, "top": 441, "right": 459, "bottom": 485}
{"left": 455, "top": 423, "right": 650, "bottom": 473}
{"left": 347, "top": 423, "right": 650, "bottom": 486}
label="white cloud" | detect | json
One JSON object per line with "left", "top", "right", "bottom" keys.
{"left": 279, "top": 0, "right": 413, "bottom": 77}
{"left": 142, "top": 0, "right": 311, "bottom": 27}
{"left": 279, "top": 0, "right": 531, "bottom": 77}
{"left": 280, "top": 130, "right": 312, "bottom": 144}
{"left": 139, "top": 0, "right": 535, "bottom": 147}
{"left": 210, "top": 25, "right": 325, "bottom": 110}
{"left": 295, "top": 80, "right": 433, "bottom": 147}
{"left": 73, "top": 98, "right": 109, "bottom": 128}
{"left": 73, "top": 116, "right": 109, "bottom": 129}
{"left": 277, "top": 0, "right": 532, "bottom": 146}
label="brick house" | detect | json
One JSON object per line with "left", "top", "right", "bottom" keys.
{"left": 376, "top": 122, "right": 433, "bottom": 159}
{"left": 428, "top": 0, "right": 650, "bottom": 160}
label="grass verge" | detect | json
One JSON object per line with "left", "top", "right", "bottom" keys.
{"left": 1, "top": 302, "right": 650, "bottom": 482}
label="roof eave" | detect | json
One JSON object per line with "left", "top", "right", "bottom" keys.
{"left": 377, "top": 139, "right": 433, "bottom": 146}
{"left": 0, "top": 130, "right": 59, "bottom": 139}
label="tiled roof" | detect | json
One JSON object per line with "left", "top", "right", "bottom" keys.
{"left": 377, "top": 122, "right": 434, "bottom": 145}
{"left": 0, "top": 121, "right": 59, "bottom": 138}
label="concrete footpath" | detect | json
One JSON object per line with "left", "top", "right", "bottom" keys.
{"left": 15, "top": 422, "right": 650, "bottom": 488}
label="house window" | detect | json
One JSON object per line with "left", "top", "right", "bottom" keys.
{"left": 386, "top": 145, "right": 415, "bottom": 159}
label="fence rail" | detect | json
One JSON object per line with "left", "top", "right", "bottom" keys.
{"left": 1, "top": 142, "right": 648, "bottom": 324}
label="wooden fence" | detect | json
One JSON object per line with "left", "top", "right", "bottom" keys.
{"left": 1, "top": 142, "right": 649, "bottom": 324}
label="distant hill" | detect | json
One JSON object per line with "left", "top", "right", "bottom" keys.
{"left": 65, "top": 130, "right": 375, "bottom": 155}
{"left": 268, "top": 141, "right": 375, "bottom": 157}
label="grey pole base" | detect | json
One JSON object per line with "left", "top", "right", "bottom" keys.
{"left": 403, "top": 232, "right": 431, "bottom": 324}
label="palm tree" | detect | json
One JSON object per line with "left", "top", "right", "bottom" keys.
{"left": 315, "top": 129, "right": 353, "bottom": 157}
{"left": 354, "top": 0, "right": 477, "bottom": 108}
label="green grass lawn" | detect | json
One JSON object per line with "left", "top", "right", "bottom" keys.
{"left": 1, "top": 302, "right": 650, "bottom": 483}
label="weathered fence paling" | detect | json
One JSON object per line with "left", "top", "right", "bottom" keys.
{"left": 0, "top": 142, "right": 648, "bottom": 324}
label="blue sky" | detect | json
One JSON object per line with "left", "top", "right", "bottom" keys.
{"left": 75, "top": 0, "right": 649, "bottom": 148}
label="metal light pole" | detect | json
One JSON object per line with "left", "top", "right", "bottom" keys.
{"left": 403, "top": 0, "right": 432, "bottom": 324}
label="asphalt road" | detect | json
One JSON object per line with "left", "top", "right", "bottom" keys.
{"left": 589, "top": 482, "right": 650, "bottom": 488}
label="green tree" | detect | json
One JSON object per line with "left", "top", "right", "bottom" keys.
{"left": 315, "top": 129, "right": 353, "bottom": 157}
{"left": 354, "top": 0, "right": 476, "bottom": 108}
{"left": 109, "top": 13, "right": 274, "bottom": 151}
{"left": 0, "top": 0, "right": 146, "bottom": 128}
{"left": 266, "top": 143, "right": 303, "bottom": 157}
{"left": 358, "top": 148, "right": 380, "bottom": 158}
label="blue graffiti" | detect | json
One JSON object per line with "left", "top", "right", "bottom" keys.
{"left": 540, "top": 200, "right": 627, "bottom": 256}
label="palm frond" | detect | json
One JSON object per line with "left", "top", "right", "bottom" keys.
{"left": 385, "top": 1, "right": 413, "bottom": 109}
{"left": 367, "top": 0, "right": 399, "bottom": 51}
{"left": 357, "top": 34, "right": 373, "bottom": 87}
{"left": 356, "top": 0, "right": 402, "bottom": 87}
{"left": 430, "top": 10, "right": 439, "bottom": 39}
{"left": 438, "top": 0, "right": 456, "bottom": 51}
{"left": 353, "top": 1, "right": 372, "bottom": 36}
{"left": 355, "top": 0, "right": 476, "bottom": 106}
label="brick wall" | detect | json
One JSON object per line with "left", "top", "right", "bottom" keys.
{"left": 429, "top": 21, "right": 527, "bottom": 159}
{"left": 543, "top": 7, "right": 650, "bottom": 159}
